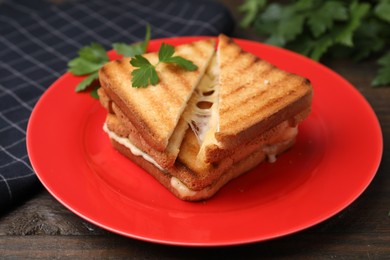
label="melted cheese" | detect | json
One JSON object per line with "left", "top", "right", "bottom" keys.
{"left": 186, "top": 55, "right": 219, "bottom": 145}
{"left": 104, "top": 123, "right": 199, "bottom": 197}
{"left": 170, "top": 177, "right": 197, "bottom": 197}
{"left": 103, "top": 123, "right": 165, "bottom": 171}
{"left": 262, "top": 126, "right": 298, "bottom": 163}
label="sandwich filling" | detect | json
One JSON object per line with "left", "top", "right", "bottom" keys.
{"left": 104, "top": 122, "right": 200, "bottom": 197}
{"left": 104, "top": 120, "right": 298, "bottom": 197}
{"left": 186, "top": 55, "right": 219, "bottom": 146}
{"left": 170, "top": 177, "right": 197, "bottom": 197}
{"left": 263, "top": 123, "right": 298, "bottom": 163}
{"left": 103, "top": 123, "right": 165, "bottom": 172}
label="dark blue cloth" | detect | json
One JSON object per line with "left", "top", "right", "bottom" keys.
{"left": 0, "top": 0, "right": 234, "bottom": 212}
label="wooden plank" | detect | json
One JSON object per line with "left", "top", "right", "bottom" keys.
{"left": 1, "top": 234, "right": 390, "bottom": 259}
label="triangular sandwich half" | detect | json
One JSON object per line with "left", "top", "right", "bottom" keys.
{"left": 98, "top": 39, "right": 215, "bottom": 167}
{"left": 194, "top": 34, "right": 313, "bottom": 163}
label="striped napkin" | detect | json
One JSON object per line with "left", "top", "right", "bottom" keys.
{"left": 0, "top": 0, "right": 234, "bottom": 211}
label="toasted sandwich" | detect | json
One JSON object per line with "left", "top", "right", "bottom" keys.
{"left": 98, "top": 35, "right": 313, "bottom": 201}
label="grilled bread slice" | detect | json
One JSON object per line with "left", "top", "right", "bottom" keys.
{"left": 196, "top": 34, "right": 313, "bottom": 163}
{"left": 99, "top": 39, "right": 215, "bottom": 152}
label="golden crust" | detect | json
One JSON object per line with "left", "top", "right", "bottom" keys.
{"left": 215, "top": 34, "right": 313, "bottom": 146}
{"left": 200, "top": 107, "right": 311, "bottom": 163}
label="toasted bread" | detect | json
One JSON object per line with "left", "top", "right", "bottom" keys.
{"left": 195, "top": 34, "right": 313, "bottom": 163}
{"left": 99, "top": 39, "right": 215, "bottom": 152}
{"left": 216, "top": 34, "right": 312, "bottom": 145}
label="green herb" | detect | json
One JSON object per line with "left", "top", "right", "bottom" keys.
{"left": 130, "top": 55, "right": 159, "bottom": 87}
{"left": 372, "top": 51, "right": 390, "bottom": 87}
{"left": 68, "top": 43, "right": 109, "bottom": 77}
{"left": 67, "top": 24, "right": 151, "bottom": 96}
{"left": 113, "top": 24, "right": 150, "bottom": 57}
{"left": 239, "top": 0, "right": 267, "bottom": 28}
{"left": 240, "top": 0, "right": 390, "bottom": 87}
{"left": 130, "top": 42, "right": 198, "bottom": 88}
{"left": 90, "top": 85, "right": 100, "bottom": 99}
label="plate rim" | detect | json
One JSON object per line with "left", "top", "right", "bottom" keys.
{"left": 27, "top": 36, "right": 383, "bottom": 247}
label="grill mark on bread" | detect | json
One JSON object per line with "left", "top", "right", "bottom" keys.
{"left": 242, "top": 53, "right": 260, "bottom": 69}
{"left": 190, "top": 39, "right": 212, "bottom": 56}
{"left": 220, "top": 47, "right": 242, "bottom": 69}
{"left": 166, "top": 66, "right": 193, "bottom": 93}
{"left": 157, "top": 40, "right": 210, "bottom": 108}
{"left": 219, "top": 67, "right": 290, "bottom": 115}
{"left": 258, "top": 62, "right": 276, "bottom": 79}
{"left": 222, "top": 55, "right": 263, "bottom": 97}
{"left": 157, "top": 79, "right": 182, "bottom": 107}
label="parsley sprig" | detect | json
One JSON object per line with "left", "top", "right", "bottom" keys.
{"left": 67, "top": 24, "right": 151, "bottom": 96}
{"left": 130, "top": 43, "right": 198, "bottom": 88}
{"left": 240, "top": 0, "right": 390, "bottom": 87}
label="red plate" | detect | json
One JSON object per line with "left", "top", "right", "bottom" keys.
{"left": 27, "top": 37, "right": 383, "bottom": 246}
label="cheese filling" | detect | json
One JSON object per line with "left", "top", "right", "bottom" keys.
{"left": 104, "top": 122, "right": 297, "bottom": 197}
{"left": 186, "top": 55, "right": 219, "bottom": 146}
{"left": 262, "top": 125, "right": 298, "bottom": 163}
{"left": 170, "top": 177, "right": 197, "bottom": 197}
{"left": 103, "top": 123, "right": 165, "bottom": 171}
{"left": 104, "top": 123, "right": 199, "bottom": 197}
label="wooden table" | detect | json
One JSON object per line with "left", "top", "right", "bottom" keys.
{"left": 1, "top": 1, "right": 390, "bottom": 258}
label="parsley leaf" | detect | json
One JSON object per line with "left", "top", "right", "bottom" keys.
{"left": 113, "top": 24, "right": 151, "bottom": 57}
{"left": 112, "top": 43, "right": 144, "bottom": 58}
{"left": 254, "top": 3, "right": 307, "bottom": 46}
{"left": 131, "top": 57, "right": 159, "bottom": 88}
{"left": 349, "top": 19, "right": 386, "bottom": 61}
{"left": 334, "top": 2, "right": 370, "bottom": 47}
{"left": 158, "top": 42, "right": 175, "bottom": 61}
{"left": 240, "top": 0, "right": 390, "bottom": 87}
{"left": 75, "top": 71, "right": 99, "bottom": 92}
{"left": 90, "top": 86, "right": 100, "bottom": 99}
{"left": 77, "top": 42, "right": 109, "bottom": 64}
{"left": 239, "top": 0, "right": 267, "bottom": 28}
{"left": 130, "top": 54, "right": 152, "bottom": 68}
{"left": 372, "top": 52, "right": 390, "bottom": 87}
{"left": 163, "top": 56, "right": 198, "bottom": 71}
{"left": 68, "top": 43, "right": 108, "bottom": 76}
{"left": 158, "top": 43, "right": 198, "bottom": 70}
{"left": 374, "top": 0, "right": 390, "bottom": 23}
{"left": 130, "top": 43, "right": 198, "bottom": 88}
{"left": 307, "top": 1, "right": 348, "bottom": 38}
{"left": 68, "top": 25, "right": 151, "bottom": 95}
